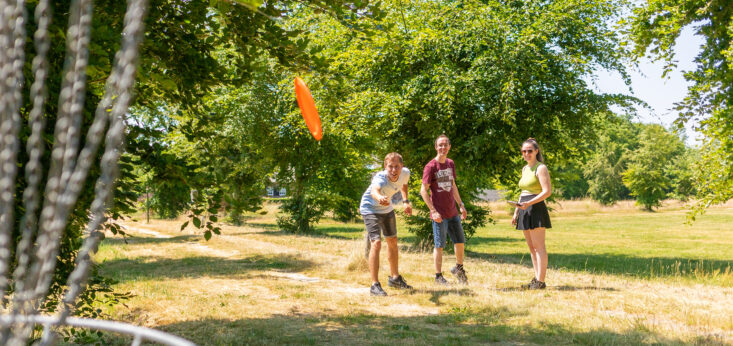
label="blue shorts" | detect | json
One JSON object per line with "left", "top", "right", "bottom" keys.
{"left": 432, "top": 215, "right": 465, "bottom": 248}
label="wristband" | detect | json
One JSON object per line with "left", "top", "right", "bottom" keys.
{"left": 404, "top": 199, "right": 411, "bottom": 204}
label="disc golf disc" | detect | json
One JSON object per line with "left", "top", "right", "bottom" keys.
{"left": 294, "top": 77, "right": 322, "bottom": 141}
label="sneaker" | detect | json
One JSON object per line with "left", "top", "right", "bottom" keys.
{"left": 450, "top": 265, "right": 468, "bottom": 284}
{"left": 370, "top": 282, "right": 387, "bottom": 296}
{"left": 388, "top": 275, "right": 413, "bottom": 289}
{"left": 435, "top": 274, "right": 449, "bottom": 285}
{"left": 527, "top": 280, "right": 546, "bottom": 290}
{"left": 522, "top": 277, "right": 538, "bottom": 289}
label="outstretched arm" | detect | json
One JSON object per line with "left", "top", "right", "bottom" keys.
{"left": 371, "top": 186, "right": 390, "bottom": 206}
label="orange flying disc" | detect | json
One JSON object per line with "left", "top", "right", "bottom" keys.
{"left": 294, "top": 77, "right": 322, "bottom": 141}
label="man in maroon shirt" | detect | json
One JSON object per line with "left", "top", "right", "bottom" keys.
{"left": 420, "top": 134, "right": 468, "bottom": 284}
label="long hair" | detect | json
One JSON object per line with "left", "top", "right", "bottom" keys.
{"left": 523, "top": 138, "right": 544, "bottom": 163}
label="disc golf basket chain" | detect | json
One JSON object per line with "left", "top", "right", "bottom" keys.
{"left": 0, "top": 0, "right": 192, "bottom": 344}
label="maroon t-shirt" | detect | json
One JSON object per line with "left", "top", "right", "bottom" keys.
{"left": 422, "top": 158, "right": 458, "bottom": 219}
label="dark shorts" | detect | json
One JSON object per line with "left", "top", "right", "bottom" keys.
{"left": 432, "top": 215, "right": 465, "bottom": 248}
{"left": 516, "top": 194, "right": 552, "bottom": 230}
{"left": 362, "top": 211, "right": 397, "bottom": 241}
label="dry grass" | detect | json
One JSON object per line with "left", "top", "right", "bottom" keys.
{"left": 93, "top": 200, "right": 733, "bottom": 345}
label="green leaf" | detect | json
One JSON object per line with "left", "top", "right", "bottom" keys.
{"left": 204, "top": 230, "right": 212, "bottom": 241}
{"left": 192, "top": 217, "right": 201, "bottom": 228}
{"left": 180, "top": 221, "right": 189, "bottom": 231}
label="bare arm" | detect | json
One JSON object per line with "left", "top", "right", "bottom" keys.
{"left": 523, "top": 165, "right": 552, "bottom": 206}
{"left": 371, "top": 186, "right": 389, "bottom": 206}
{"left": 451, "top": 179, "right": 467, "bottom": 220}
{"left": 420, "top": 183, "right": 442, "bottom": 222}
{"left": 401, "top": 183, "right": 412, "bottom": 215}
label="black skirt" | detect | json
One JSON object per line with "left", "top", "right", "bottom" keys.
{"left": 516, "top": 194, "right": 552, "bottom": 230}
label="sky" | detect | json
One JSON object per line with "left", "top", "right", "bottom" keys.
{"left": 589, "top": 26, "right": 704, "bottom": 145}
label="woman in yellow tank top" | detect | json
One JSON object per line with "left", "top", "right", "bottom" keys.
{"left": 511, "top": 138, "right": 552, "bottom": 289}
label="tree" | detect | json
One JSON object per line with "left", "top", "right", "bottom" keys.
{"left": 299, "top": 0, "right": 633, "bottom": 243}
{"left": 583, "top": 114, "right": 640, "bottom": 205}
{"left": 6, "top": 0, "right": 384, "bottom": 335}
{"left": 622, "top": 124, "right": 686, "bottom": 210}
{"left": 625, "top": 0, "right": 733, "bottom": 215}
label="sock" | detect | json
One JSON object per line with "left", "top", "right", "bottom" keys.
{"left": 456, "top": 264, "right": 464, "bottom": 270}
{"left": 435, "top": 273, "right": 443, "bottom": 278}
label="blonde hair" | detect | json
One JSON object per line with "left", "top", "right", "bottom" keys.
{"left": 384, "top": 152, "right": 403, "bottom": 166}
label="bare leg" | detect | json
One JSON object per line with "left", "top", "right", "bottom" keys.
{"left": 369, "top": 239, "right": 382, "bottom": 284}
{"left": 523, "top": 230, "right": 538, "bottom": 279}
{"left": 454, "top": 243, "right": 464, "bottom": 265}
{"left": 530, "top": 228, "right": 547, "bottom": 281}
{"left": 386, "top": 237, "right": 399, "bottom": 278}
{"left": 434, "top": 247, "right": 443, "bottom": 273}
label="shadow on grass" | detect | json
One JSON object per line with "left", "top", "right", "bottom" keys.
{"left": 467, "top": 250, "right": 733, "bottom": 283}
{"left": 240, "top": 222, "right": 280, "bottom": 230}
{"left": 101, "top": 312, "right": 699, "bottom": 345}
{"left": 100, "top": 253, "right": 316, "bottom": 283}
{"left": 495, "top": 285, "right": 619, "bottom": 292}
{"left": 408, "top": 287, "right": 475, "bottom": 305}
{"left": 103, "top": 234, "right": 200, "bottom": 246}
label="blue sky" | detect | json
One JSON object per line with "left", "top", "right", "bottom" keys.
{"left": 590, "top": 26, "right": 704, "bottom": 145}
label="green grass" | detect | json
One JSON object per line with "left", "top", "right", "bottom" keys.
{"left": 88, "top": 200, "right": 733, "bottom": 345}
{"left": 312, "top": 207, "right": 733, "bottom": 286}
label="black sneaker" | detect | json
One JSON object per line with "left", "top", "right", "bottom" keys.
{"left": 528, "top": 280, "right": 546, "bottom": 290}
{"left": 435, "top": 274, "right": 449, "bottom": 285}
{"left": 388, "top": 275, "right": 413, "bottom": 289}
{"left": 522, "top": 277, "right": 538, "bottom": 289}
{"left": 450, "top": 265, "right": 468, "bottom": 284}
{"left": 370, "top": 282, "right": 387, "bottom": 296}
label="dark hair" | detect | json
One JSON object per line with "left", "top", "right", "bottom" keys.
{"left": 522, "top": 138, "right": 544, "bottom": 163}
{"left": 384, "top": 152, "right": 403, "bottom": 166}
{"left": 434, "top": 134, "right": 450, "bottom": 147}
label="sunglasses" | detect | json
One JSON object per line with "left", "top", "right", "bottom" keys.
{"left": 521, "top": 149, "right": 534, "bottom": 154}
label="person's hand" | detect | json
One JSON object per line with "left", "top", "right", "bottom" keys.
{"left": 511, "top": 214, "right": 518, "bottom": 226}
{"left": 431, "top": 210, "right": 442, "bottom": 223}
{"left": 459, "top": 205, "right": 467, "bottom": 220}
{"left": 517, "top": 202, "right": 529, "bottom": 210}
{"left": 404, "top": 203, "right": 413, "bottom": 216}
{"left": 378, "top": 195, "right": 390, "bottom": 206}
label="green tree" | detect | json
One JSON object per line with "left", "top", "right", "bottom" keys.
{"left": 7, "top": 0, "right": 383, "bottom": 333}
{"left": 622, "top": 124, "right": 685, "bottom": 210}
{"left": 298, "top": 0, "right": 634, "bottom": 243}
{"left": 583, "top": 114, "right": 640, "bottom": 205}
{"left": 625, "top": 0, "right": 733, "bottom": 214}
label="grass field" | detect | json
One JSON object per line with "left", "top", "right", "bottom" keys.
{"left": 93, "top": 199, "right": 733, "bottom": 345}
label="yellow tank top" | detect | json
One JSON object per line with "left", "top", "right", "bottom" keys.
{"left": 518, "top": 163, "right": 543, "bottom": 195}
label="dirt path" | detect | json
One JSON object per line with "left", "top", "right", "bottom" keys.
{"left": 119, "top": 222, "right": 440, "bottom": 317}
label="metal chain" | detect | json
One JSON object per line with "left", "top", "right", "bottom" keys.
{"left": 25, "top": 0, "right": 93, "bottom": 306}
{"left": 0, "top": 0, "right": 149, "bottom": 344}
{"left": 11, "top": 0, "right": 51, "bottom": 306}
{"left": 1, "top": 0, "right": 52, "bottom": 342}
{"left": 45, "top": 0, "right": 148, "bottom": 343}
{"left": 0, "top": 0, "right": 25, "bottom": 311}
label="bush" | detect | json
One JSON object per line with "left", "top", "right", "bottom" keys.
{"left": 406, "top": 198, "right": 492, "bottom": 251}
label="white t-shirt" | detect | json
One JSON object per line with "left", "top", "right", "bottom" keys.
{"left": 359, "top": 167, "right": 410, "bottom": 215}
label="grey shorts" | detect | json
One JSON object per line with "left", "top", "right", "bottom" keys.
{"left": 362, "top": 211, "right": 397, "bottom": 241}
